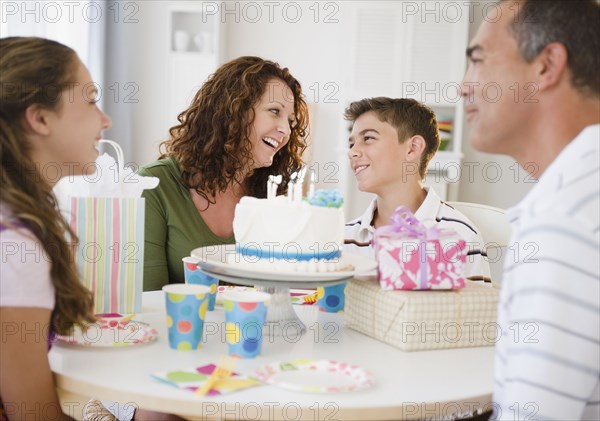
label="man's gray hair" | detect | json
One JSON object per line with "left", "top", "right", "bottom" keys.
{"left": 503, "top": 0, "right": 599, "bottom": 97}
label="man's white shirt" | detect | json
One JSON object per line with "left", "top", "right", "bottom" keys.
{"left": 493, "top": 125, "right": 600, "bottom": 420}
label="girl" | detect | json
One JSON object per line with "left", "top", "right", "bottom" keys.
{"left": 0, "top": 36, "right": 110, "bottom": 420}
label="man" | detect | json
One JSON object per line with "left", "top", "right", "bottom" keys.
{"left": 461, "top": 0, "right": 599, "bottom": 420}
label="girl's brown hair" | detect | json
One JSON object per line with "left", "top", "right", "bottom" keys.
{"left": 160, "top": 56, "right": 309, "bottom": 203}
{"left": 0, "top": 37, "right": 95, "bottom": 334}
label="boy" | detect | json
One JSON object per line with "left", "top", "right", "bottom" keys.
{"left": 344, "top": 97, "right": 488, "bottom": 280}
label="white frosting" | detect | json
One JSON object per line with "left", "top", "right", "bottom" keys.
{"left": 233, "top": 195, "right": 344, "bottom": 261}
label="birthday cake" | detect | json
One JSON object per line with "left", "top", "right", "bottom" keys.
{"left": 229, "top": 189, "right": 350, "bottom": 272}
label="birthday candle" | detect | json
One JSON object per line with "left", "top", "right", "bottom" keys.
{"left": 308, "top": 170, "right": 316, "bottom": 198}
{"left": 267, "top": 176, "right": 274, "bottom": 199}
{"left": 288, "top": 172, "right": 297, "bottom": 201}
{"left": 298, "top": 167, "right": 307, "bottom": 183}
{"left": 295, "top": 167, "right": 307, "bottom": 203}
{"left": 267, "top": 176, "right": 271, "bottom": 199}
{"left": 273, "top": 175, "right": 282, "bottom": 198}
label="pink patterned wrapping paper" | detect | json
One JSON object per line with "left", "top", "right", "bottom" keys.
{"left": 373, "top": 206, "right": 467, "bottom": 290}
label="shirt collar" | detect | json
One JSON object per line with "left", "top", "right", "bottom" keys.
{"left": 508, "top": 124, "right": 600, "bottom": 220}
{"left": 414, "top": 186, "right": 441, "bottom": 222}
{"left": 355, "top": 197, "right": 377, "bottom": 238}
{"left": 354, "top": 186, "right": 440, "bottom": 236}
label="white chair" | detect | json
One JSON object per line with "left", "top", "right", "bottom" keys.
{"left": 446, "top": 201, "right": 511, "bottom": 246}
{"left": 446, "top": 201, "right": 511, "bottom": 288}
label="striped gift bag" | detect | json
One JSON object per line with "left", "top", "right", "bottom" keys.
{"left": 67, "top": 196, "right": 145, "bottom": 314}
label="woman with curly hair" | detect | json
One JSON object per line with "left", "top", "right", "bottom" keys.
{"left": 138, "top": 56, "right": 309, "bottom": 290}
{"left": 0, "top": 37, "right": 109, "bottom": 420}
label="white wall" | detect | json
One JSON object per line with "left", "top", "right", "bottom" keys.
{"left": 112, "top": 1, "right": 356, "bottom": 196}
{"left": 2, "top": 0, "right": 532, "bottom": 211}
{"left": 119, "top": 1, "right": 411, "bottom": 219}
{"left": 104, "top": 1, "right": 173, "bottom": 168}
{"left": 0, "top": 0, "right": 90, "bottom": 60}
{"left": 122, "top": 0, "right": 533, "bottom": 214}
{"left": 223, "top": 1, "right": 357, "bottom": 215}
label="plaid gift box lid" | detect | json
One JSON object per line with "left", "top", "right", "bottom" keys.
{"left": 345, "top": 277, "right": 499, "bottom": 351}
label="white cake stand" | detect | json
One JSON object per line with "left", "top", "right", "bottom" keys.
{"left": 198, "top": 269, "right": 350, "bottom": 337}
{"left": 191, "top": 245, "right": 378, "bottom": 337}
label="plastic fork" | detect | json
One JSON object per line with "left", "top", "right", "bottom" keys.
{"left": 302, "top": 292, "right": 318, "bottom": 304}
{"left": 120, "top": 313, "right": 136, "bottom": 324}
{"left": 195, "top": 355, "right": 238, "bottom": 397}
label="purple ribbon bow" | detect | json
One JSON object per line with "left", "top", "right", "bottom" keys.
{"left": 374, "top": 206, "right": 439, "bottom": 289}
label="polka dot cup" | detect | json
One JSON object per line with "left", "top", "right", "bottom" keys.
{"left": 162, "top": 284, "right": 211, "bottom": 351}
{"left": 317, "top": 282, "right": 346, "bottom": 313}
{"left": 221, "top": 291, "right": 270, "bottom": 359}
{"left": 182, "top": 256, "right": 218, "bottom": 311}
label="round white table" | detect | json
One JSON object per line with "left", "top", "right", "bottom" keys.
{"left": 50, "top": 291, "right": 494, "bottom": 420}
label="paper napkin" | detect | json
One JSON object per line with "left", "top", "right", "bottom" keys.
{"left": 152, "top": 364, "right": 261, "bottom": 396}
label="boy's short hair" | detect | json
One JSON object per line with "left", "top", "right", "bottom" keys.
{"left": 344, "top": 97, "right": 440, "bottom": 179}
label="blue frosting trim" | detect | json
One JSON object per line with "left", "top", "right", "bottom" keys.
{"left": 236, "top": 244, "right": 341, "bottom": 261}
{"left": 305, "top": 188, "right": 344, "bottom": 208}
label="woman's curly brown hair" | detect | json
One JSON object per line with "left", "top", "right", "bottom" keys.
{"left": 160, "top": 56, "right": 309, "bottom": 203}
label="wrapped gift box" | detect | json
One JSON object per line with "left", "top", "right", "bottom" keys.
{"left": 373, "top": 206, "right": 467, "bottom": 290}
{"left": 345, "top": 277, "right": 499, "bottom": 351}
{"left": 375, "top": 232, "right": 467, "bottom": 290}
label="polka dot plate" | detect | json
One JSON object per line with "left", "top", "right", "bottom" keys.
{"left": 55, "top": 318, "right": 158, "bottom": 348}
{"left": 255, "top": 359, "right": 375, "bottom": 393}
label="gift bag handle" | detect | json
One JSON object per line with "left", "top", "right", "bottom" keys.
{"left": 99, "top": 139, "right": 125, "bottom": 182}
